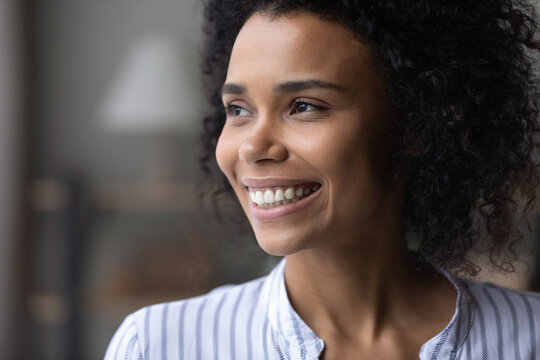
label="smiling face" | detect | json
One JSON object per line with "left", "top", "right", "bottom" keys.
{"left": 216, "top": 12, "right": 400, "bottom": 256}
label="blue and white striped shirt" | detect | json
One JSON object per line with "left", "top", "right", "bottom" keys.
{"left": 105, "top": 258, "right": 540, "bottom": 359}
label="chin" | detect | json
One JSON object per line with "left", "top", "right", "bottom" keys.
{"left": 252, "top": 227, "right": 313, "bottom": 257}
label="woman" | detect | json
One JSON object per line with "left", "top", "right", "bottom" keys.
{"left": 106, "top": 0, "right": 540, "bottom": 359}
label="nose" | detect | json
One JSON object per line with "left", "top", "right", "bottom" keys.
{"left": 238, "top": 118, "right": 288, "bottom": 165}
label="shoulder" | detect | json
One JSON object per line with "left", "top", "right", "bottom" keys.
{"left": 460, "top": 279, "right": 540, "bottom": 357}
{"left": 104, "top": 275, "right": 269, "bottom": 359}
{"left": 104, "top": 313, "right": 141, "bottom": 360}
{"left": 464, "top": 279, "right": 540, "bottom": 316}
{"left": 132, "top": 274, "right": 268, "bottom": 328}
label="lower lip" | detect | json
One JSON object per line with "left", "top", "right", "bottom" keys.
{"left": 249, "top": 187, "right": 322, "bottom": 221}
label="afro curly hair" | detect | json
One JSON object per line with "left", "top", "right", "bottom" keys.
{"left": 199, "top": 0, "right": 540, "bottom": 275}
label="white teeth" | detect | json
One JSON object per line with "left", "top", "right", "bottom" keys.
{"left": 264, "top": 189, "right": 275, "bottom": 204}
{"left": 255, "top": 191, "right": 264, "bottom": 205}
{"left": 284, "top": 188, "right": 295, "bottom": 200}
{"left": 249, "top": 184, "right": 321, "bottom": 208}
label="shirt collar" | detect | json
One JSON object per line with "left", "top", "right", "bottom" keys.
{"left": 418, "top": 258, "right": 475, "bottom": 359}
{"left": 265, "top": 258, "right": 324, "bottom": 357}
{"left": 263, "top": 256, "right": 474, "bottom": 359}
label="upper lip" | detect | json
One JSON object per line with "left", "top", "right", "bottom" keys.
{"left": 241, "top": 177, "right": 321, "bottom": 188}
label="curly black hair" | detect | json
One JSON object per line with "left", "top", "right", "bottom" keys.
{"left": 200, "top": 0, "right": 540, "bottom": 275}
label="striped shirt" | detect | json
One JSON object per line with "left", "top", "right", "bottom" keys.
{"left": 104, "top": 258, "right": 540, "bottom": 359}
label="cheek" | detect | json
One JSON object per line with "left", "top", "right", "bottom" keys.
{"left": 215, "top": 131, "right": 237, "bottom": 180}
{"left": 315, "top": 121, "right": 387, "bottom": 205}
{"left": 308, "top": 123, "right": 366, "bottom": 180}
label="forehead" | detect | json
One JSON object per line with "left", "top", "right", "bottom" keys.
{"left": 226, "top": 12, "right": 375, "bottom": 89}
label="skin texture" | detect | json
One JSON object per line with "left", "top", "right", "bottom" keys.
{"left": 216, "top": 12, "right": 457, "bottom": 359}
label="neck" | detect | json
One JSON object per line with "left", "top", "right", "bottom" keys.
{"left": 282, "top": 218, "right": 447, "bottom": 342}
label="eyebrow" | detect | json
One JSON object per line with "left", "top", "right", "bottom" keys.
{"left": 221, "top": 79, "right": 347, "bottom": 96}
{"left": 221, "top": 83, "right": 248, "bottom": 95}
{"left": 273, "top": 79, "right": 347, "bottom": 94}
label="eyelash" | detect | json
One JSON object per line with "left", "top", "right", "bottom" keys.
{"left": 225, "top": 104, "right": 249, "bottom": 117}
{"left": 224, "top": 99, "right": 325, "bottom": 117}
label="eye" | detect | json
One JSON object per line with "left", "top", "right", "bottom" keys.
{"left": 290, "top": 100, "right": 321, "bottom": 114}
{"left": 225, "top": 104, "right": 250, "bottom": 117}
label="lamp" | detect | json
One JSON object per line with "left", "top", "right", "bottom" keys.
{"left": 97, "top": 34, "right": 204, "bottom": 135}
{"left": 96, "top": 34, "right": 204, "bottom": 184}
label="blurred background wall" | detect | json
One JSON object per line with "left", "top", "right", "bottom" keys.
{"left": 0, "top": 0, "right": 538, "bottom": 359}
{"left": 0, "top": 0, "right": 23, "bottom": 358}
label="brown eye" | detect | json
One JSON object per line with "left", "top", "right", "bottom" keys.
{"left": 291, "top": 100, "right": 320, "bottom": 114}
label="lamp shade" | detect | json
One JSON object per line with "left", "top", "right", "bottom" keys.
{"left": 97, "top": 34, "right": 204, "bottom": 134}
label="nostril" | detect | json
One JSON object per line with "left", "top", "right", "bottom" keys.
{"left": 238, "top": 139, "right": 288, "bottom": 164}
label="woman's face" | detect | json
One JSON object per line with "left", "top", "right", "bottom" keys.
{"left": 216, "top": 12, "right": 397, "bottom": 256}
